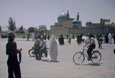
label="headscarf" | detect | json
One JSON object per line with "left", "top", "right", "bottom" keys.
{"left": 8, "top": 31, "right": 15, "bottom": 42}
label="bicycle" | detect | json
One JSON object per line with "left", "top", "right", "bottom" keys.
{"left": 28, "top": 47, "right": 36, "bottom": 57}
{"left": 73, "top": 46, "right": 101, "bottom": 65}
{"left": 28, "top": 46, "right": 48, "bottom": 57}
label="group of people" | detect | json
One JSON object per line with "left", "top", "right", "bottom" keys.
{"left": 26, "top": 32, "right": 50, "bottom": 41}
{"left": 33, "top": 35, "right": 58, "bottom": 62}
{"left": 5, "top": 31, "right": 115, "bottom": 78}
{"left": 58, "top": 33, "right": 96, "bottom": 61}
{"left": 77, "top": 33, "right": 115, "bottom": 48}
{"left": 34, "top": 35, "right": 47, "bottom": 60}
{"left": 58, "top": 33, "right": 115, "bottom": 61}
{"left": 6, "top": 32, "right": 58, "bottom": 78}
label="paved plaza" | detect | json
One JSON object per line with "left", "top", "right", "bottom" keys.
{"left": 0, "top": 38, "right": 115, "bottom": 78}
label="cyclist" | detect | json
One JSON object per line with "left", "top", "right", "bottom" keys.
{"left": 84, "top": 34, "right": 96, "bottom": 61}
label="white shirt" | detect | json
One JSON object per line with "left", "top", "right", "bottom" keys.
{"left": 40, "top": 40, "right": 46, "bottom": 49}
{"left": 87, "top": 37, "right": 95, "bottom": 44}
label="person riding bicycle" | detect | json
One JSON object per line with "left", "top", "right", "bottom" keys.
{"left": 84, "top": 34, "right": 96, "bottom": 61}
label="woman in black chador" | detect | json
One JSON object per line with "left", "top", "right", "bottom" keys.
{"left": 6, "top": 32, "right": 22, "bottom": 78}
{"left": 58, "top": 34, "right": 64, "bottom": 45}
{"left": 104, "top": 33, "right": 109, "bottom": 43}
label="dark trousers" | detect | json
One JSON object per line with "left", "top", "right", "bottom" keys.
{"left": 41, "top": 48, "right": 47, "bottom": 57}
{"left": 35, "top": 48, "right": 41, "bottom": 60}
{"left": 98, "top": 41, "right": 102, "bottom": 48}
{"left": 7, "top": 60, "right": 21, "bottom": 78}
{"left": 87, "top": 44, "right": 95, "bottom": 59}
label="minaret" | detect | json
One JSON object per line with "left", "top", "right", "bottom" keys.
{"left": 67, "top": 10, "right": 70, "bottom": 19}
{"left": 77, "top": 12, "right": 79, "bottom": 21}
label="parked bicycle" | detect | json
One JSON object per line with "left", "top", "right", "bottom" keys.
{"left": 73, "top": 46, "right": 101, "bottom": 65}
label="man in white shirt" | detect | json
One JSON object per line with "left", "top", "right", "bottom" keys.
{"left": 40, "top": 36, "right": 47, "bottom": 58}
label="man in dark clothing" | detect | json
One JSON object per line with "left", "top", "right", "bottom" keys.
{"left": 34, "top": 35, "right": 41, "bottom": 60}
{"left": 6, "top": 32, "right": 22, "bottom": 78}
{"left": 26, "top": 32, "right": 30, "bottom": 41}
{"left": 97, "top": 34, "right": 103, "bottom": 49}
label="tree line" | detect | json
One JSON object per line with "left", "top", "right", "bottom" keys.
{"left": 0, "top": 17, "right": 48, "bottom": 35}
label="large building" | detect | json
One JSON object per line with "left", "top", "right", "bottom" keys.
{"left": 50, "top": 11, "right": 115, "bottom": 35}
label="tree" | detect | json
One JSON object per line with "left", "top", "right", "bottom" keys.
{"left": 19, "top": 25, "right": 24, "bottom": 33}
{"left": 8, "top": 17, "right": 16, "bottom": 31}
{"left": 38, "top": 25, "right": 47, "bottom": 31}
{"left": 38, "top": 25, "right": 47, "bottom": 35}
{"left": 28, "top": 27, "right": 35, "bottom": 33}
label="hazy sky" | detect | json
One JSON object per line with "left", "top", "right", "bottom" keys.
{"left": 0, "top": 0, "right": 115, "bottom": 29}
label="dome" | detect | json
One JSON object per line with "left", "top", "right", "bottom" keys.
{"left": 72, "top": 18, "right": 81, "bottom": 28}
{"left": 72, "top": 19, "right": 79, "bottom": 24}
{"left": 57, "top": 12, "right": 69, "bottom": 22}
{"left": 86, "top": 21, "right": 92, "bottom": 26}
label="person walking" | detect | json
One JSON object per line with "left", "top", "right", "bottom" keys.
{"left": 40, "top": 36, "right": 47, "bottom": 58}
{"left": 108, "top": 33, "right": 112, "bottom": 44}
{"left": 67, "top": 35, "right": 71, "bottom": 44}
{"left": 58, "top": 34, "right": 64, "bottom": 45}
{"left": 77, "top": 34, "right": 81, "bottom": 45}
{"left": 26, "top": 32, "right": 30, "bottom": 41}
{"left": 32, "top": 33, "right": 35, "bottom": 42}
{"left": 47, "top": 35, "right": 58, "bottom": 62}
{"left": 97, "top": 34, "right": 103, "bottom": 49}
{"left": 112, "top": 33, "right": 115, "bottom": 44}
{"left": 6, "top": 32, "right": 22, "bottom": 78}
{"left": 104, "top": 33, "right": 109, "bottom": 43}
{"left": 34, "top": 35, "right": 41, "bottom": 60}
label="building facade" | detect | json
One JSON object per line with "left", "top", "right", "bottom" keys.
{"left": 50, "top": 11, "right": 115, "bottom": 36}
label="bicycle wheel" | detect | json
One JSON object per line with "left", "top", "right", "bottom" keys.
{"left": 91, "top": 51, "right": 101, "bottom": 64}
{"left": 28, "top": 49, "right": 35, "bottom": 57}
{"left": 73, "top": 52, "right": 85, "bottom": 65}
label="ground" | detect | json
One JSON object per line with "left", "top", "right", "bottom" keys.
{"left": 0, "top": 38, "right": 115, "bottom": 78}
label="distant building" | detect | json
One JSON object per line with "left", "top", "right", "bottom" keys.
{"left": 51, "top": 11, "right": 115, "bottom": 35}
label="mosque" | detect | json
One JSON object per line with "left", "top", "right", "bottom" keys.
{"left": 50, "top": 10, "right": 115, "bottom": 36}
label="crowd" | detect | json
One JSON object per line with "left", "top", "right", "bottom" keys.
{"left": 76, "top": 33, "right": 115, "bottom": 48}
{"left": 6, "top": 32, "right": 58, "bottom": 78}
{"left": 5, "top": 32, "right": 115, "bottom": 78}
{"left": 33, "top": 35, "right": 58, "bottom": 62}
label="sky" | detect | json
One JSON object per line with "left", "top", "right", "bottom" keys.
{"left": 0, "top": 0, "right": 115, "bottom": 30}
